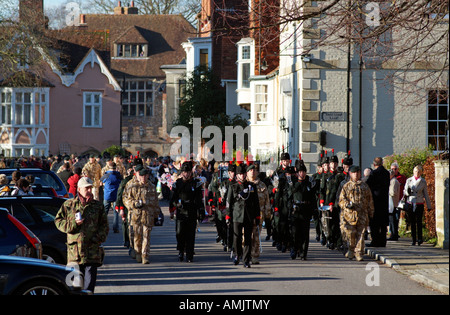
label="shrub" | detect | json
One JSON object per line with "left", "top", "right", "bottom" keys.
{"left": 383, "top": 146, "right": 435, "bottom": 178}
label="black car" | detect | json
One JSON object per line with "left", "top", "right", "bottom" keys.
{"left": 0, "top": 197, "right": 67, "bottom": 264}
{"left": 0, "top": 255, "right": 91, "bottom": 295}
{"left": 0, "top": 168, "right": 71, "bottom": 198}
{"left": 0, "top": 207, "right": 42, "bottom": 259}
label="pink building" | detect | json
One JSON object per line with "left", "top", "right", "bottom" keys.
{"left": 0, "top": 1, "right": 121, "bottom": 157}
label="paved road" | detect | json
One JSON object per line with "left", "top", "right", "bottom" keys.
{"left": 95, "top": 202, "right": 440, "bottom": 296}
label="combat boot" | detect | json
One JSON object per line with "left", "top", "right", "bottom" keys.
{"left": 290, "top": 248, "right": 297, "bottom": 260}
{"left": 142, "top": 257, "right": 150, "bottom": 264}
{"left": 345, "top": 251, "right": 354, "bottom": 260}
{"left": 136, "top": 253, "right": 142, "bottom": 263}
{"left": 355, "top": 254, "right": 364, "bottom": 261}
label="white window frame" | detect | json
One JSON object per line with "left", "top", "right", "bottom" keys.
{"left": 83, "top": 91, "right": 102, "bottom": 128}
{"left": 427, "top": 89, "right": 449, "bottom": 152}
{"left": 254, "top": 84, "right": 269, "bottom": 123}
{"left": 236, "top": 38, "right": 255, "bottom": 90}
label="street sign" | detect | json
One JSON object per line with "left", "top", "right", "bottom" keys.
{"left": 322, "top": 112, "right": 346, "bottom": 121}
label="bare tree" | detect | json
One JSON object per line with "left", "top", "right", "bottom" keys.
{"left": 208, "top": 0, "right": 448, "bottom": 103}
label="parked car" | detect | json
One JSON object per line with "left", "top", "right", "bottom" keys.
{"left": 0, "top": 168, "right": 71, "bottom": 198}
{"left": 0, "top": 207, "right": 42, "bottom": 259}
{"left": 0, "top": 255, "right": 91, "bottom": 295}
{"left": 0, "top": 197, "right": 67, "bottom": 264}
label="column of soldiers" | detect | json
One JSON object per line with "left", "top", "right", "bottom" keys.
{"left": 108, "top": 149, "right": 374, "bottom": 266}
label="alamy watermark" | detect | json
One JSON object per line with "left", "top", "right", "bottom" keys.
{"left": 169, "top": 118, "right": 251, "bottom": 163}
{"left": 65, "top": 2, "right": 81, "bottom": 27}
{"left": 365, "top": 2, "right": 381, "bottom": 27}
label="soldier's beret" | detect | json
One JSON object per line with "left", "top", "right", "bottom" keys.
{"left": 349, "top": 165, "right": 361, "bottom": 173}
{"left": 246, "top": 164, "right": 256, "bottom": 172}
{"left": 139, "top": 168, "right": 150, "bottom": 176}
{"left": 134, "top": 164, "right": 144, "bottom": 172}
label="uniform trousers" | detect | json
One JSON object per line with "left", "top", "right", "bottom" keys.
{"left": 344, "top": 224, "right": 366, "bottom": 256}
{"left": 233, "top": 221, "right": 253, "bottom": 263}
{"left": 290, "top": 217, "right": 310, "bottom": 256}
{"left": 176, "top": 218, "right": 197, "bottom": 259}
{"left": 131, "top": 209, "right": 154, "bottom": 259}
{"left": 251, "top": 221, "right": 263, "bottom": 258}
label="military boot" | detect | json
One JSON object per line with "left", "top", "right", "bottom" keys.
{"left": 136, "top": 253, "right": 142, "bottom": 263}
{"left": 142, "top": 257, "right": 150, "bottom": 264}
{"left": 345, "top": 251, "right": 354, "bottom": 260}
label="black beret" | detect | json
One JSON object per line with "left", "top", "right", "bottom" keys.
{"left": 349, "top": 165, "right": 361, "bottom": 173}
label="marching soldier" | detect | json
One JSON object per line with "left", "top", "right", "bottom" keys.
{"left": 169, "top": 161, "right": 205, "bottom": 262}
{"left": 122, "top": 165, "right": 160, "bottom": 264}
{"left": 273, "top": 166, "right": 296, "bottom": 252}
{"left": 290, "top": 159, "right": 317, "bottom": 260}
{"left": 339, "top": 165, "right": 374, "bottom": 261}
{"left": 319, "top": 150, "right": 344, "bottom": 249}
{"left": 275, "top": 152, "right": 291, "bottom": 177}
{"left": 247, "top": 162, "right": 271, "bottom": 264}
{"left": 82, "top": 154, "right": 102, "bottom": 201}
{"left": 226, "top": 164, "right": 261, "bottom": 268}
{"left": 311, "top": 154, "right": 324, "bottom": 242}
{"left": 215, "top": 162, "right": 237, "bottom": 252}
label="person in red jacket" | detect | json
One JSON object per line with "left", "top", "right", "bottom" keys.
{"left": 67, "top": 167, "right": 82, "bottom": 197}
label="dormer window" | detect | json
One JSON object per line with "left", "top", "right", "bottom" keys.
{"left": 115, "top": 44, "right": 147, "bottom": 58}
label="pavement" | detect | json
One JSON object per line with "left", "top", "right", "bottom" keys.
{"left": 365, "top": 237, "right": 449, "bottom": 294}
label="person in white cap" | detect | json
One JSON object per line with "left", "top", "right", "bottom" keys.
{"left": 55, "top": 176, "right": 109, "bottom": 293}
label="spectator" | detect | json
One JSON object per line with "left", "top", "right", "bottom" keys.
{"left": 0, "top": 174, "right": 11, "bottom": 196}
{"left": 101, "top": 163, "right": 123, "bottom": 233}
{"left": 57, "top": 162, "right": 73, "bottom": 192}
{"left": 404, "top": 165, "right": 432, "bottom": 246}
{"left": 67, "top": 167, "right": 82, "bottom": 197}
{"left": 366, "top": 157, "right": 390, "bottom": 247}
{"left": 388, "top": 169, "right": 401, "bottom": 241}
{"left": 11, "top": 178, "right": 34, "bottom": 196}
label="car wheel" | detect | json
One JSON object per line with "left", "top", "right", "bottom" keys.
{"left": 14, "top": 280, "right": 67, "bottom": 295}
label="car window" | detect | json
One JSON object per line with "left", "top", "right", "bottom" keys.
{"left": 11, "top": 204, "right": 36, "bottom": 226}
{"left": 31, "top": 174, "right": 63, "bottom": 191}
{"left": 30, "top": 204, "right": 60, "bottom": 223}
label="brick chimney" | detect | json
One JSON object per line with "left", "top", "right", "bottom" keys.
{"left": 114, "top": 1, "right": 139, "bottom": 15}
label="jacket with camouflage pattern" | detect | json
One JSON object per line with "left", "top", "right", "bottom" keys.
{"left": 55, "top": 197, "right": 108, "bottom": 265}
{"left": 338, "top": 180, "right": 374, "bottom": 226}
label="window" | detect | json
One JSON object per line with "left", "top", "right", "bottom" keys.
{"left": 242, "top": 46, "right": 251, "bottom": 59}
{"left": 116, "top": 44, "right": 147, "bottom": 58}
{"left": 237, "top": 40, "right": 254, "bottom": 90}
{"left": 14, "top": 92, "right": 32, "bottom": 125}
{"left": 200, "top": 49, "right": 209, "bottom": 68}
{"left": 83, "top": 92, "right": 102, "bottom": 127}
{"left": 255, "top": 85, "right": 268, "bottom": 122}
{"left": 122, "top": 80, "right": 153, "bottom": 117}
{"left": 427, "top": 90, "right": 449, "bottom": 151}
{"left": 1, "top": 91, "right": 12, "bottom": 124}
{"left": 34, "top": 92, "right": 46, "bottom": 125}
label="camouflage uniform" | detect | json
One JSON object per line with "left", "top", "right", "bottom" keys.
{"left": 55, "top": 197, "right": 108, "bottom": 265}
{"left": 82, "top": 161, "right": 102, "bottom": 200}
{"left": 249, "top": 177, "right": 270, "bottom": 261}
{"left": 338, "top": 179, "right": 374, "bottom": 260}
{"left": 122, "top": 176, "right": 160, "bottom": 263}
